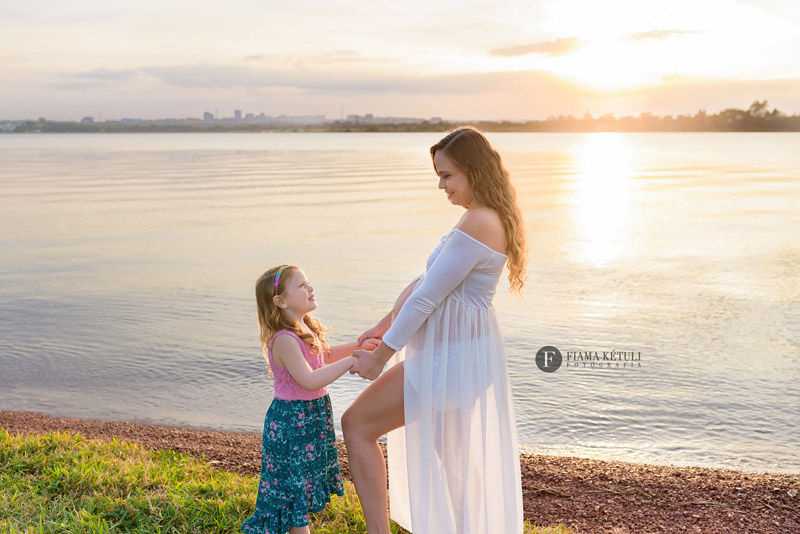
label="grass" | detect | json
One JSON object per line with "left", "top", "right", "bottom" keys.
{"left": 0, "top": 429, "right": 572, "bottom": 533}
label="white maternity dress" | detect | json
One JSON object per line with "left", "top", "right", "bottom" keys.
{"left": 381, "top": 228, "right": 523, "bottom": 534}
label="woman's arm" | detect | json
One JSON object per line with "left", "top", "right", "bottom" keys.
{"left": 381, "top": 230, "right": 489, "bottom": 352}
{"left": 353, "top": 215, "right": 504, "bottom": 380}
{"left": 273, "top": 334, "right": 357, "bottom": 391}
{"left": 351, "top": 233, "right": 490, "bottom": 380}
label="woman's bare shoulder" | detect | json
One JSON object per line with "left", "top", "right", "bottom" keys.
{"left": 455, "top": 208, "right": 506, "bottom": 254}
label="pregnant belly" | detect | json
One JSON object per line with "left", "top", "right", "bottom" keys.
{"left": 391, "top": 274, "right": 424, "bottom": 318}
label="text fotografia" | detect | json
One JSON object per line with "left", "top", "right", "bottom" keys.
{"left": 566, "top": 351, "right": 642, "bottom": 368}
{"left": 535, "top": 346, "right": 643, "bottom": 372}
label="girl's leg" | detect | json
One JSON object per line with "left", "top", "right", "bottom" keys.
{"left": 341, "top": 362, "right": 405, "bottom": 534}
{"left": 288, "top": 527, "right": 310, "bottom": 534}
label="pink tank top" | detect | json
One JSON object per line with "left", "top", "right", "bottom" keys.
{"left": 267, "top": 329, "right": 328, "bottom": 401}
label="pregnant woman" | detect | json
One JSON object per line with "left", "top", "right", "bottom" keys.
{"left": 342, "top": 126, "right": 527, "bottom": 533}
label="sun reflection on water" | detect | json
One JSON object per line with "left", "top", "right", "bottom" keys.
{"left": 568, "top": 133, "right": 635, "bottom": 266}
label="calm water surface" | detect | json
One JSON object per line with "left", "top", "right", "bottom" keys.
{"left": 1, "top": 132, "right": 798, "bottom": 473}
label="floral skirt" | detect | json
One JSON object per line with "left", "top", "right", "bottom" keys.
{"left": 240, "top": 394, "right": 344, "bottom": 534}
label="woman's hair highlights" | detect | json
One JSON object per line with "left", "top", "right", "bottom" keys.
{"left": 255, "top": 265, "right": 329, "bottom": 376}
{"left": 431, "top": 126, "right": 528, "bottom": 295}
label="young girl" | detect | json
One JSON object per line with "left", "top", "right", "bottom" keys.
{"left": 242, "top": 264, "right": 378, "bottom": 534}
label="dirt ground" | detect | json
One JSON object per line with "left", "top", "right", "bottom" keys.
{"left": 2, "top": 410, "right": 798, "bottom": 533}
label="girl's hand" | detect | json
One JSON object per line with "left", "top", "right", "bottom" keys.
{"left": 358, "top": 337, "right": 381, "bottom": 351}
{"left": 357, "top": 325, "right": 384, "bottom": 346}
{"left": 350, "top": 343, "right": 395, "bottom": 381}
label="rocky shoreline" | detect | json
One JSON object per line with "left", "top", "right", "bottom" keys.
{"left": 2, "top": 410, "right": 798, "bottom": 533}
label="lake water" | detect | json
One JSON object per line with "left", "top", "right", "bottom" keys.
{"left": 1, "top": 132, "right": 798, "bottom": 474}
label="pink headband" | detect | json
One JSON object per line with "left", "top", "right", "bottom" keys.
{"left": 274, "top": 265, "right": 286, "bottom": 293}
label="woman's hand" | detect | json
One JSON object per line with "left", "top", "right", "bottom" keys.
{"left": 350, "top": 343, "right": 395, "bottom": 381}
{"left": 357, "top": 324, "right": 386, "bottom": 347}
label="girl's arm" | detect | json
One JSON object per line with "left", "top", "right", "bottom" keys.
{"left": 272, "top": 334, "right": 356, "bottom": 391}
{"left": 325, "top": 338, "right": 380, "bottom": 364}
{"left": 325, "top": 341, "right": 358, "bottom": 364}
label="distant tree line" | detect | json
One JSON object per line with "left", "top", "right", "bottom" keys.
{"left": 488, "top": 101, "right": 799, "bottom": 133}
{"left": 6, "top": 101, "right": 799, "bottom": 133}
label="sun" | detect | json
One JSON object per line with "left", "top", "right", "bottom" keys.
{"left": 547, "top": 39, "right": 662, "bottom": 93}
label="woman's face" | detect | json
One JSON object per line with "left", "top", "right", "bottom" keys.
{"left": 434, "top": 150, "right": 473, "bottom": 208}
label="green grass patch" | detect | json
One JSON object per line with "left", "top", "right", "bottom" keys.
{"left": 0, "top": 429, "right": 571, "bottom": 533}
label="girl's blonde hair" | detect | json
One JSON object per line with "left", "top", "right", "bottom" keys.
{"left": 255, "top": 265, "right": 330, "bottom": 376}
{"left": 431, "top": 126, "right": 528, "bottom": 294}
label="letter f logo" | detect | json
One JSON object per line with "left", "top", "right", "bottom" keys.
{"left": 536, "top": 346, "right": 562, "bottom": 373}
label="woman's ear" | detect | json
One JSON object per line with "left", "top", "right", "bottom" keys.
{"left": 272, "top": 295, "right": 286, "bottom": 309}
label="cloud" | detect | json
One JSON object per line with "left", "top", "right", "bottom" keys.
{"left": 87, "top": 64, "right": 576, "bottom": 96}
{"left": 490, "top": 38, "right": 582, "bottom": 57}
{"left": 244, "top": 51, "right": 394, "bottom": 66}
{"left": 57, "top": 64, "right": 586, "bottom": 101}
{"left": 63, "top": 68, "right": 138, "bottom": 80}
{"left": 629, "top": 30, "right": 701, "bottom": 41}
{"left": 51, "top": 64, "right": 800, "bottom": 119}
{"left": 49, "top": 82, "right": 107, "bottom": 91}
{"left": 51, "top": 68, "right": 139, "bottom": 90}
{"left": 15, "top": 67, "right": 800, "bottom": 122}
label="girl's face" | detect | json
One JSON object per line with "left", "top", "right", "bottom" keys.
{"left": 434, "top": 150, "right": 473, "bottom": 208}
{"left": 275, "top": 269, "right": 317, "bottom": 317}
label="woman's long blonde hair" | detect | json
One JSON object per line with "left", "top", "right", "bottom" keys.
{"left": 431, "top": 126, "right": 527, "bottom": 294}
{"left": 255, "top": 265, "right": 329, "bottom": 375}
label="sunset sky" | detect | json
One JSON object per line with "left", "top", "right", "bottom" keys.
{"left": 2, "top": 0, "right": 799, "bottom": 121}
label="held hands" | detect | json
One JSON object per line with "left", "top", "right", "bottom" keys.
{"left": 357, "top": 325, "right": 385, "bottom": 347}
{"left": 349, "top": 343, "right": 395, "bottom": 381}
{"left": 351, "top": 316, "right": 394, "bottom": 381}
{"left": 358, "top": 337, "right": 381, "bottom": 351}
{"left": 345, "top": 338, "right": 380, "bottom": 374}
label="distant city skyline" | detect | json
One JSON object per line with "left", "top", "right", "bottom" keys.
{"left": 2, "top": 0, "right": 799, "bottom": 121}
{"left": 3, "top": 111, "right": 445, "bottom": 124}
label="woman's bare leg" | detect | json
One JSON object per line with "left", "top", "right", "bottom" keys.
{"left": 341, "top": 362, "right": 405, "bottom": 534}
{"left": 288, "top": 526, "right": 309, "bottom": 534}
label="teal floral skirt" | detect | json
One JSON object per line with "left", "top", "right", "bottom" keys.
{"left": 240, "top": 394, "right": 344, "bottom": 534}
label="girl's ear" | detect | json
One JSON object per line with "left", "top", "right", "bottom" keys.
{"left": 272, "top": 295, "right": 286, "bottom": 309}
